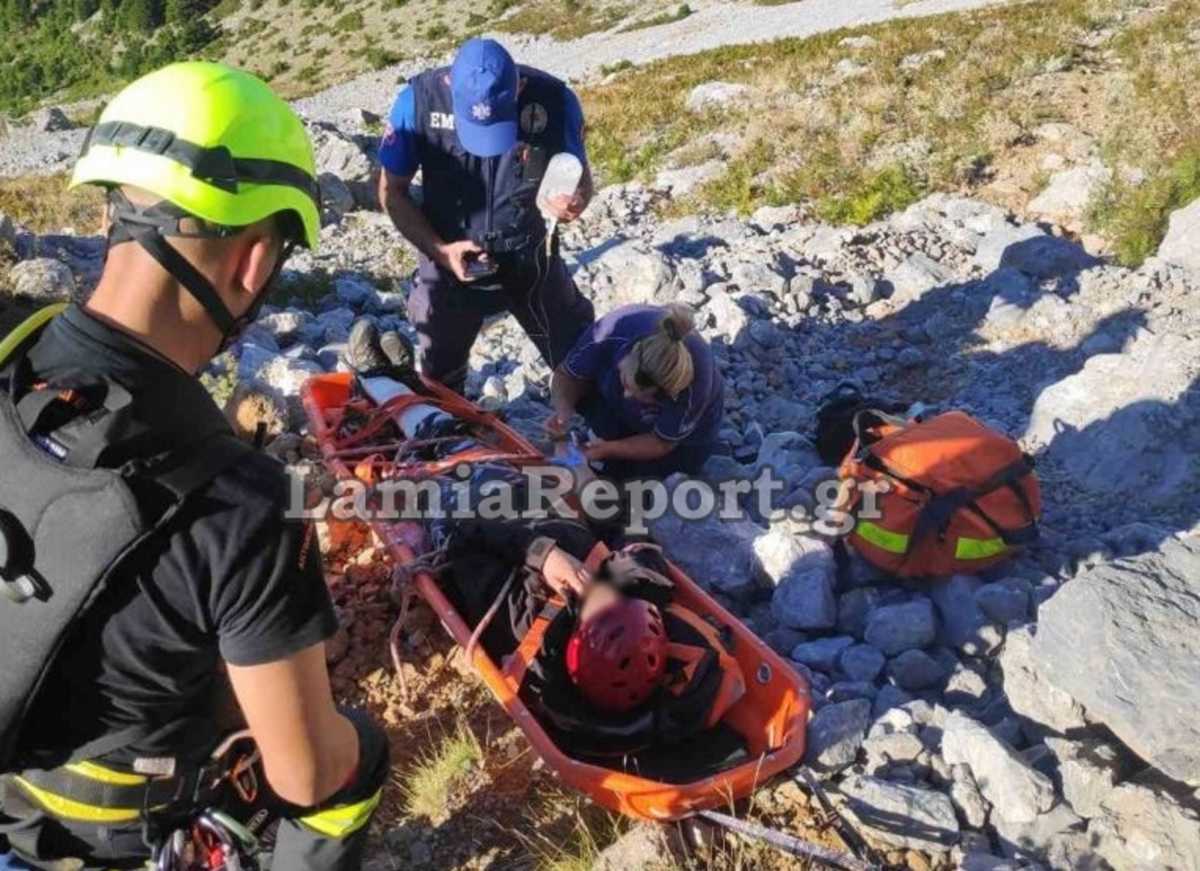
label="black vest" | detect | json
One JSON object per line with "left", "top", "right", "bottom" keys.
{"left": 0, "top": 308, "right": 252, "bottom": 771}
{"left": 411, "top": 65, "right": 569, "bottom": 255}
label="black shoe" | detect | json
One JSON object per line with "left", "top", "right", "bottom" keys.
{"left": 380, "top": 331, "right": 415, "bottom": 372}
{"left": 346, "top": 318, "right": 390, "bottom": 374}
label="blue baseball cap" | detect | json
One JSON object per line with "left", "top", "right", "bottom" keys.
{"left": 451, "top": 39, "right": 519, "bottom": 158}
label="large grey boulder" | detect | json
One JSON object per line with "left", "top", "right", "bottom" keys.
{"left": 863, "top": 599, "right": 937, "bottom": 655}
{"left": 700, "top": 287, "right": 751, "bottom": 343}
{"left": 998, "top": 623, "right": 1086, "bottom": 737}
{"left": 585, "top": 240, "right": 674, "bottom": 307}
{"left": 7, "top": 258, "right": 76, "bottom": 301}
{"left": 1091, "top": 782, "right": 1200, "bottom": 871}
{"left": 591, "top": 823, "right": 673, "bottom": 871}
{"left": 929, "top": 574, "right": 988, "bottom": 649}
{"left": 887, "top": 252, "right": 955, "bottom": 304}
{"left": 1158, "top": 197, "right": 1200, "bottom": 273}
{"left": 790, "top": 635, "right": 854, "bottom": 672}
{"left": 647, "top": 511, "right": 764, "bottom": 600}
{"left": 1032, "top": 538, "right": 1200, "bottom": 786}
{"left": 685, "top": 81, "right": 751, "bottom": 113}
{"left": 838, "top": 775, "right": 960, "bottom": 852}
{"left": 319, "top": 172, "right": 357, "bottom": 222}
{"left": 973, "top": 222, "right": 1044, "bottom": 273}
{"left": 1025, "top": 330, "right": 1200, "bottom": 508}
{"left": 1028, "top": 161, "right": 1111, "bottom": 229}
{"left": 990, "top": 801, "right": 1090, "bottom": 868}
{"left": 27, "top": 106, "right": 74, "bottom": 132}
{"left": 653, "top": 161, "right": 723, "bottom": 197}
{"left": 804, "top": 698, "right": 871, "bottom": 775}
{"left": 306, "top": 120, "right": 377, "bottom": 209}
{"left": 887, "top": 649, "right": 947, "bottom": 691}
{"left": 942, "top": 711, "right": 1056, "bottom": 824}
{"left": 764, "top": 529, "right": 837, "bottom": 630}
{"left": 949, "top": 764, "right": 989, "bottom": 828}
{"left": 1043, "top": 736, "right": 1124, "bottom": 819}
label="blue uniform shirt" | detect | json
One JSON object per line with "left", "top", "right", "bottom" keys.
{"left": 379, "top": 83, "right": 588, "bottom": 176}
{"left": 563, "top": 305, "right": 724, "bottom": 447}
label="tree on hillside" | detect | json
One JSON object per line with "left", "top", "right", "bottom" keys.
{"left": 3, "top": 0, "right": 32, "bottom": 27}
{"left": 165, "top": 0, "right": 194, "bottom": 23}
{"left": 73, "top": 0, "right": 100, "bottom": 21}
{"left": 119, "top": 0, "right": 164, "bottom": 32}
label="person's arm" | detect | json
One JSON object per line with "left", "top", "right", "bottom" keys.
{"left": 379, "top": 170, "right": 483, "bottom": 284}
{"left": 378, "top": 86, "right": 484, "bottom": 282}
{"left": 227, "top": 646, "right": 359, "bottom": 806}
{"left": 447, "top": 518, "right": 592, "bottom": 597}
{"left": 546, "top": 365, "right": 590, "bottom": 435}
{"left": 545, "top": 89, "right": 594, "bottom": 223}
{"left": 586, "top": 432, "right": 674, "bottom": 464}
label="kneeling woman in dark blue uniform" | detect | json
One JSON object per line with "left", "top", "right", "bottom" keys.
{"left": 547, "top": 304, "right": 724, "bottom": 480}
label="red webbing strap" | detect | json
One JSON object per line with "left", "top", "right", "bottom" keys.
{"left": 503, "top": 598, "right": 563, "bottom": 690}
{"left": 501, "top": 543, "right": 610, "bottom": 689}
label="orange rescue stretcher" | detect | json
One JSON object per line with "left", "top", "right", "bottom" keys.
{"left": 301, "top": 372, "right": 810, "bottom": 822}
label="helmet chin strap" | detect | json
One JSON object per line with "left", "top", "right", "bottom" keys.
{"left": 104, "top": 191, "right": 287, "bottom": 353}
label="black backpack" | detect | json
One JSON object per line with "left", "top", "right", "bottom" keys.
{"left": 814, "top": 381, "right": 911, "bottom": 467}
{"left": 0, "top": 310, "right": 253, "bottom": 772}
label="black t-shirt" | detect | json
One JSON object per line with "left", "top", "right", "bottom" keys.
{"left": 17, "top": 306, "right": 338, "bottom": 766}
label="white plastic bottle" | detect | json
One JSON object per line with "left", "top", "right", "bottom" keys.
{"left": 536, "top": 152, "right": 584, "bottom": 249}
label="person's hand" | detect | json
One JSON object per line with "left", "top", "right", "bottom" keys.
{"left": 542, "top": 546, "right": 591, "bottom": 599}
{"left": 435, "top": 240, "right": 487, "bottom": 283}
{"left": 546, "top": 193, "right": 586, "bottom": 223}
{"left": 583, "top": 439, "right": 611, "bottom": 462}
{"left": 544, "top": 408, "right": 573, "bottom": 438}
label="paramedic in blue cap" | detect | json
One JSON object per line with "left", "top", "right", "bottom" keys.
{"left": 378, "top": 38, "right": 596, "bottom": 395}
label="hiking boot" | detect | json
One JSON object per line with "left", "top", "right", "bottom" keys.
{"left": 380, "top": 331, "right": 415, "bottom": 372}
{"left": 345, "top": 318, "right": 390, "bottom": 374}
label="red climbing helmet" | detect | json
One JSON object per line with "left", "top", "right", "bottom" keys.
{"left": 565, "top": 598, "right": 668, "bottom": 713}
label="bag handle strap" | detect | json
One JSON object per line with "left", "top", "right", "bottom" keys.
{"left": 908, "top": 455, "right": 1038, "bottom": 553}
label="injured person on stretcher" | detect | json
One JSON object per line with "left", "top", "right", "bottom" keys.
{"left": 426, "top": 506, "right": 749, "bottom": 770}
{"left": 346, "top": 332, "right": 750, "bottom": 777}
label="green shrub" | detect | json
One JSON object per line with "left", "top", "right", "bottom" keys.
{"left": 618, "top": 3, "right": 691, "bottom": 33}
{"left": 599, "top": 59, "right": 633, "bottom": 75}
{"left": 1090, "top": 147, "right": 1200, "bottom": 267}
{"left": 335, "top": 9, "right": 364, "bottom": 31}
{"left": 425, "top": 21, "right": 450, "bottom": 40}
{"left": 365, "top": 46, "right": 401, "bottom": 70}
{"left": 815, "top": 165, "right": 925, "bottom": 226}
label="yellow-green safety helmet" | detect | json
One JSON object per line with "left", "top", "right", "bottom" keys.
{"left": 71, "top": 61, "right": 320, "bottom": 251}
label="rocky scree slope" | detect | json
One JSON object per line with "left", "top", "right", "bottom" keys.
{"left": 4, "top": 95, "right": 1200, "bottom": 871}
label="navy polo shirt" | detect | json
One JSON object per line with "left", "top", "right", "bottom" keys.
{"left": 563, "top": 304, "right": 724, "bottom": 447}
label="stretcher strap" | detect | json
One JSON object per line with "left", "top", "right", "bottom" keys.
{"left": 503, "top": 599, "right": 562, "bottom": 690}
{"left": 500, "top": 543, "right": 612, "bottom": 690}
{"left": 582, "top": 542, "right": 609, "bottom": 574}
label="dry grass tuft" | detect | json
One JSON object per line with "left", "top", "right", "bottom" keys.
{"left": 0, "top": 175, "right": 105, "bottom": 236}
{"left": 399, "top": 720, "right": 484, "bottom": 821}
{"left": 579, "top": 0, "right": 1200, "bottom": 260}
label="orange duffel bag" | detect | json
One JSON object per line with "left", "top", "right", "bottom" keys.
{"left": 837, "top": 409, "right": 1041, "bottom": 578}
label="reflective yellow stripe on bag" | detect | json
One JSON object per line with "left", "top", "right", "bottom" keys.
{"left": 955, "top": 536, "right": 1009, "bottom": 560}
{"left": 11, "top": 776, "right": 142, "bottom": 824}
{"left": 63, "top": 760, "right": 148, "bottom": 786}
{"left": 299, "top": 789, "right": 382, "bottom": 839}
{"left": 855, "top": 520, "right": 909, "bottom": 554}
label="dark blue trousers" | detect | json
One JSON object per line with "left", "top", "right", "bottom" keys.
{"left": 406, "top": 246, "right": 595, "bottom": 395}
